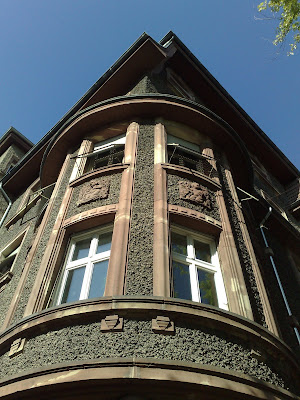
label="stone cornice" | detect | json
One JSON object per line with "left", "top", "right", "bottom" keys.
{"left": 39, "top": 95, "right": 253, "bottom": 191}
{"left": 0, "top": 297, "right": 298, "bottom": 372}
{"left": 0, "top": 357, "right": 299, "bottom": 399}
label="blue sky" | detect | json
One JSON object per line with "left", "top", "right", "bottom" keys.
{"left": 0, "top": 0, "right": 299, "bottom": 169}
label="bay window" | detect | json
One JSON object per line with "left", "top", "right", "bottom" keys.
{"left": 55, "top": 226, "right": 112, "bottom": 305}
{"left": 171, "top": 227, "right": 228, "bottom": 310}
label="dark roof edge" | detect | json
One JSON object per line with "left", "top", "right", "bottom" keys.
{"left": 160, "top": 32, "right": 299, "bottom": 178}
{"left": 1, "top": 32, "right": 152, "bottom": 185}
{"left": 0, "top": 126, "right": 34, "bottom": 147}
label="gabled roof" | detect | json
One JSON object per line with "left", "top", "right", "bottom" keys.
{"left": 1, "top": 32, "right": 299, "bottom": 196}
{"left": 0, "top": 126, "right": 33, "bottom": 155}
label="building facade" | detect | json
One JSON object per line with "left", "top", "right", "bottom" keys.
{"left": 0, "top": 32, "right": 299, "bottom": 399}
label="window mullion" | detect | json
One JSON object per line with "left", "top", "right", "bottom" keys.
{"left": 189, "top": 262, "right": 199, "bottom": 302}
{"left": 187, "top": 236, "right": 194, "bottom": 259}
{"left": 80, "top": 260, "right": 92, "bottom": 300}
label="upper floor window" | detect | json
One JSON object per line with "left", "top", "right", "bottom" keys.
{"left": 84, "top": 134, "right": 125, "bottom": 173}
{"left": 167, "top": 134, "right": 216, "bottom": 178}
{"left": 0, "top": 232, "right": 25, "bottom": 292}
{"left": 171, "top": 227, "right": 228, "bottom": 309}
{"left": 55, "top": 226, "right": 112, "bottom": 305}
{"left": 0, "top": 245, "right": 20, "bottom": 278}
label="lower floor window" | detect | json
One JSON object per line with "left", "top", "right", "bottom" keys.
{"left": 55, "top": 226, "right": 112, "bottom": 305}
{"left": 171, "top": 227, "right": 228, "bottom": 309}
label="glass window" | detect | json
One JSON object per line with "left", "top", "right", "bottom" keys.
{"left": 55, "top": 227, "right": 112, "bottom": 305}
{"left": 0, "top": 245, "right": 20, "bottom": 277}
{"left": 171, "top": 227, "right": 228, "bottom": 309}
{"left": 85, "top": 134, "right": 125, "bottom": 173}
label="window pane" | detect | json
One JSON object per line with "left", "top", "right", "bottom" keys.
{"left": 171, "top": 232, "right": 187, "bottom": 256}
{"left": 94, "top": 149, "right": 111, "bottom": 169}
{"left": 197, "top": 269, "right": 217, "bottom": 306}
{"left": 173, "top": 261, "right": 192, "bottom": 300}
{"left": 61, "top": 267, "right": 85, "bottom": 303}
{"left": 194, "top": 240, "right": 211, "bottom": 263}
{"left": 72, "top": 239, "right": 91, "bottom": 261}
{"left": 88, "top": 260, "right": 109, "bottom": 299}
{"left": 96, "top": 232, "right": 112, "bottom": 254}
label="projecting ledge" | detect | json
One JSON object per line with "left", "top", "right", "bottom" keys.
{"left": 0, "top": 358, "right": 298, "bottom": 400}
{"left": 0, "top": 297, "right": 297, "bottom": 371}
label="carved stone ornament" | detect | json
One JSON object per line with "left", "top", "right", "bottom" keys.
{"left": 9, "top": 338, "right": 26, "bottom": 358}
{"left": 100, "top": 314, "right": 124, "bottom": 332}
{"left": 77, "top": 179, "right": 110, "bottom": 206}
{"left": 152, "top": 316, "right": 175, "bottom": 334}
{"left": 179, "top": 181, "right": 212, "bottom": 210}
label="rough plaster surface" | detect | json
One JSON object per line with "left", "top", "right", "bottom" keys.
{"left": 66, "top": 173, "right": 121, "bottom": 219}
{"left": 128, "top": 73, "right": 172, "bottom": 96}
{"left": 0, "top": 193, "right": 8, "bottom": 221}
{"left": 0, "top": 145, "right": 25, "bottom": 178}
{"left": 168, "top": 175, "right": 220, "bottom": 221}
{"left": 217, "top": 164, "right": 266, "bottom": 327}
{"left": 0, "top": 188, "right": 43, "bottom": 328}
{"left": 125, "top": 124, "right": 154, "bottom": 295}
{"left": 127, "top": 71, "right": 206, "bottom": 107}
{"left": 0, "top": 225, "right": 35, "bottom": 328}
{"left": 0, "top": 318, "right": 294, "bottom": 393}
{"left": 9, "top": 160, "right": 75, "bottom": 325}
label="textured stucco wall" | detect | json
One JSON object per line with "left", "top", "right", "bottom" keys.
{"left": 8, "top": 159, "right": 75, "bottom": 325}
{"left": 128, "top": 73, "right": 172, "bottom": 96}
{"left": 167, "top": 174, "right": 220, "bottom": 221}
{"left": 125, "top": 123, "right": 154, "bottom": 295}
{"left": 217, "top": 164, "right": 266, "bottom": 327}
{"left": 0, "top": 145, "right": 25, "bottom": 178}
{"left": 0, "top": 226, "right": 35, "bottom": 328}
{"left": 0, "top": 190, "right": 41, "bottom": 327}
{"left": 66, "top": 173, "right": 122, "bottom": 219}
{"left": 0, "top": 317, "right": 295, "bottom": 393}
{"left": 0, "top": 192, "right": 8, "bottom": 222}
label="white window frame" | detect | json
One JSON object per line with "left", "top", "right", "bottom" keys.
{"left": 171, "top": 226, "right": 228, "bottom": 310}
{"left": 93, "top": 134, "right": 126, "bottom": 154}
{"left": 56, "top": 226, "right": 112, "bottom": 305}
{"left": 80, "top": 134, "right": 126, "bottom": 175}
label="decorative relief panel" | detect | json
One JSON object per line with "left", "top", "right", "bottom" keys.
{"left": 179, "top": 181, "right": 212, "bottom": 211}
{"left": 77, "top": 179, "right": 110, "bottom": 207}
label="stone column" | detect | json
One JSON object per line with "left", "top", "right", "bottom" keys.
{"left": 153, "top": 123, "right": 170, "bottom": 297}
{"left": 105, "top": 122, "right": 138, "bottom": 296}
{"left": 223, "top": 157, "right": 279, "bottom": 334}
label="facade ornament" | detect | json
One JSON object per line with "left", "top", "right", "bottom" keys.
{"left": 9, "top": 338, "right": 26, "bottom": 358}
{"left": 152, "top": 316, "right": 175, "bottom": 334}
{"left": 100, "top": 314, "right": 124, "bottom": 332}
{"left": 77, "top": 179, "right": 110, "bottom": 206}
{"left": 179, "top": 181, "right": 212, "bottom": 210}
